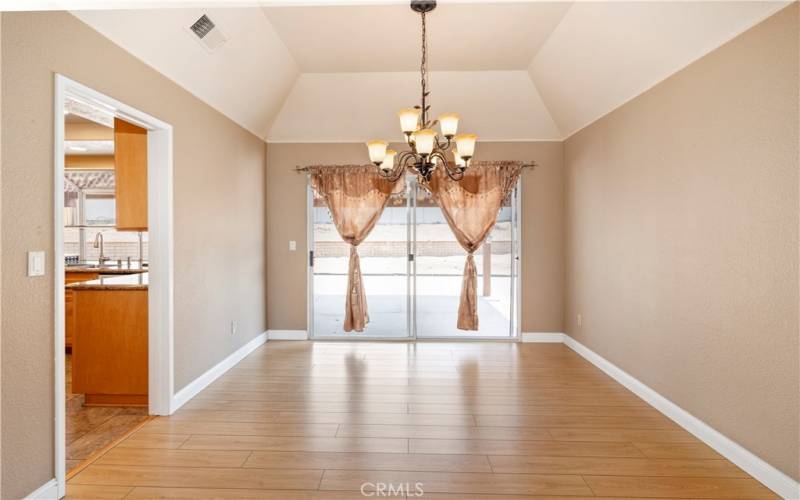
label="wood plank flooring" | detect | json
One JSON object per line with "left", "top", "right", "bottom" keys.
{"left": 67, "top": 341, "right": 776, "bottom": 499}
{"left": 66, "top": 353, "right": 150, "bottom": 474}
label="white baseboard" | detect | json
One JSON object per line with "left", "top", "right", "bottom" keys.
{"left": 25, "top": 479, "right": 58, "bottom": 499}
{"left": 521, "top": 332, "right": 564, "bottom": 343}
{"left": 170, "top": 331, "right": 267, "bottom": 413}
{"left": 561, "top": 334, "right": 800, "bottom": 499}
{"left": 268, "top": 329, "right": 308, "bottom": 340}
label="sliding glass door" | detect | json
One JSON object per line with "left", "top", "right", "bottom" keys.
{"left": 309, "top": 180, "right": 412, "bottom": 339}
{"left": 309, "top": 175, "right": 519, "bottom": 340}
{"left": 412, "top": 177, "right": 518, "bottom": 338}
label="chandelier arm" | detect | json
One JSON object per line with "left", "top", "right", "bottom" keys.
{"left": 432, "top": 151, "right": 466, "bottom": 182}
{"left": 395, "top": 154, "right": 412, "bottom": 180}
{"left": 428, "top": 150, "right": 448, "bottom": 167}
{"left": 402, "top": 152, "right": 421, "bottom": 169}
{"left": 442, "top": 162, "right": 466, "bottom": 181}
{"left": 433, "top": 134, "right": 452, "bottom": 152}
{"left": 377, "top": 154, "right": 408, "bottom": 182}
{"left": 406, "top": 136, "right": 418, "bottom": 154}
{"left": 391, "top": 163, "right": 407, "bottom": 182}
{"left": 401, "top": 151, "right": 422, "bottom": 177}
{"left": 396, "top": 150, "right": 417, "bottom": 166}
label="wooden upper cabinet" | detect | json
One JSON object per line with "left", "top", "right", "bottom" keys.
{"left": 114, "top": 118, "right": 148, "bottom": 231}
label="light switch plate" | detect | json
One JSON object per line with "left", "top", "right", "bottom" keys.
{"left": 28, "top": 251, "right": 45, "bottom": 277}
{"left": 289, "top": 240, "right": 297, "bottom": 251}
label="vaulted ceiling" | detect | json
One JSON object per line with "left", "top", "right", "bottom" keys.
{"left": 73, "top": 1, "right": 790, "bottom": 142}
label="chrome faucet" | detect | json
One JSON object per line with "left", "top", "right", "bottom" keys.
{"left": 93, "top": 232, "right": 108, "bottom": 265}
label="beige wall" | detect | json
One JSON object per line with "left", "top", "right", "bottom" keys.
{"left": 3, "top": 4, "right": 796, "bottom": 497}
{"left": 564, "top": 4, "right": 799, "bottom": 480}
{"left": 1, "top": 11, "right": 267, "bottom": 498}
{"left": 266, "top": 141, "right": 564, "bottom": 333}
{"left": 0, "top": 13, "right": 3, "bottom": 492}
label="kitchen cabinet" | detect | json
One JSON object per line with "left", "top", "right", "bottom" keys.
{"left": 71, "top": 286, "right": 148, "bottom": 406}
{"left": 114, "top": 118, "right": 148, "bottom": 231}
{"left": 65, "top": 290, "right": 75, "bottom": 349}
{"left": 65, "top": 271, "right": 99, "bottom": 349}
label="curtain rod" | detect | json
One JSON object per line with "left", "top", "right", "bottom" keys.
{"left": 295, "top": 162, "right": 537, "bottom": 173}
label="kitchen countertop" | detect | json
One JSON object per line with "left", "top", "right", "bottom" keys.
{"left": 66, "top": 263, "right": 148, "bottom": 274}
{"left": 66, "top": 272, "right": 149, "bottom": 291}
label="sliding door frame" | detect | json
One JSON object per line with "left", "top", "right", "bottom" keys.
{"left": 410, "top": 177, "right": 521, "bottom": 341}
{"left": 307, "top": 177, "right": 414, "bottom": 340}
{"left": 306, "top": 176, "right": 521, "bottom": 341}
{"left": 306, "top": 177, "right": 315, "bottom": 339}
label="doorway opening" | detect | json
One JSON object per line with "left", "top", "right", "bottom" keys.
{"left": 308, "top": 174, "right": 520, "bottom": 340}
{"left": 54, "top": 75, "right": 174, "bottom": 497}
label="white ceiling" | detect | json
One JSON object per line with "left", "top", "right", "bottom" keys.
{"left": 270, "top": 71, "right": 560, "bottom": 142}
{"left": 263, "top": 2, "right": 571, "bottom": 72}
{"left": 73, "top": 7, "right": 299, "bottom": 138}
{"left": 72, "top": 1, "right": 790, "bottom": 143}
{"left": 529, "top": 1, "right": 791, "bottom": 137}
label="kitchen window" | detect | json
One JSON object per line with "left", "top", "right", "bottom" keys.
{"left": 64, "top": 170, "right": 148, "bottom": 262}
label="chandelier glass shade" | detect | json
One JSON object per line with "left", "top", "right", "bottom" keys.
{"left": 366, "top": 0, "right": 477, "bottom": 182}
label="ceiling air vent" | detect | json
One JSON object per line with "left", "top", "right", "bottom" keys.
{"left": 187, "top": 14, "right": 228, "bottom": 52}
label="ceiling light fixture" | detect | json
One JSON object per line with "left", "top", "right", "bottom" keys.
{"left": 366, "top": 0, "right": 476, "bottom": 182}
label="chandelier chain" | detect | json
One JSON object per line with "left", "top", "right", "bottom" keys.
{"left": 420, "top": 11, "right": 428, "bottom": 126}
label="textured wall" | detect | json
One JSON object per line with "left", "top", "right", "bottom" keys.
{"left": 564, "top": 4, "right": 799, "bottom": 480}
{"left": 0, "top": 12, "right": 3, "bottom": 492}
{"left": 1, "top": 12, "right": 267, "bottom": 498}
{"left": 266, "top": 141, "right": 564, "bottom": 333}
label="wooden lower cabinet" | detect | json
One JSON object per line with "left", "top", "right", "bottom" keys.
{"left": 72, "top": 289, "right": 148, "bottom": 406}
{"left": 65, "top": 272, "right": 98, "bottom": 349}
{"left": 65, "top": 289, "right": 75, "bottom": 349}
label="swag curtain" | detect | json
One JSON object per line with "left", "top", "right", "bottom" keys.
{"left": 425, "top": 161, "right": 523, "bottom": 330}
{"left": 308, "top": 165, "right": 404, "bottom": 332}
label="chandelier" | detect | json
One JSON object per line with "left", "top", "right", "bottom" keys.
{"left": 366, "top": 0, "right": 477, "bottom": 182}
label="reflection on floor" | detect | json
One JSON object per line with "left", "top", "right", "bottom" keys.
{"left": 315, "top": 294, "right": 511, "bottom": 338}
{"left": 314, "top": 275, "right": 513, "bottom": 337}
{"left": 67, "top": 341, "right": 773, "bottom": 498}
{"left": 66, "top": 354, "right": 149, "bottom": 474}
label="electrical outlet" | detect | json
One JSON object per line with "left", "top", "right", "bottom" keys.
{"left": 577, "top": 314, "right": 582, "bottom": 328}
{"left": 289, "top": 240, "right": 297, "bottom": 251}
{"left": 230, "top": 320, "right": 238, "bottom": 336}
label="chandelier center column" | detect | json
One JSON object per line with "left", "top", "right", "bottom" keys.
{"left": 420, "top": 11, "right": 429, "bottom": 127}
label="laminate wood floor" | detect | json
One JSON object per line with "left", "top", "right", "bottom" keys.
{"left": 66, "top": 354, "right": 150, "bottom": 474}
{"left": 67, "top": 341, "right": 776, "bottom": 499}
